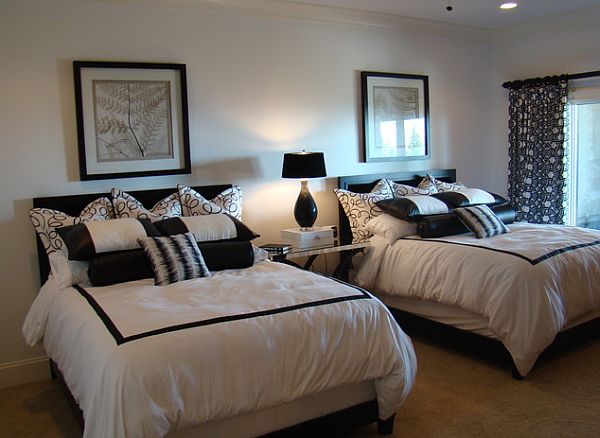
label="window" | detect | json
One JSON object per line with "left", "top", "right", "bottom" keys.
{"left": 566, "top": 82, "right": 600, "bottom": 229}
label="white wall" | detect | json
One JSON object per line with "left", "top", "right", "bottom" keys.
{"left": 486, "top": 9, "right": 600, "bottom": 196}
{"left": 0, "top": 0, "right": 495, "bottom": 385}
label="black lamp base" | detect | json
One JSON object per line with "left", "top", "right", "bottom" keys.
{"left": 294, "top": 180, "right": 318, "bottom": 228}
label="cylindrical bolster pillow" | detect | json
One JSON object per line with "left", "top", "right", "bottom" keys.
{"left": 88, "top": 250, "right": 154, "bottom": 287}
{"left": 417, "top": 204, "right": 516, "bottom": 238}
{"left": 58, "top": 218, "right": 161, "bottom": 260}
{"left": 155, "top": 215, "right": 259, "bottom": 242}
{"left": 197, "top": 241, "right": 255, "bottom": 271}
{"left": 88, "top": 241, "right": 256, "bottom": 286}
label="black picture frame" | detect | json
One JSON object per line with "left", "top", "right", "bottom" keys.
{"left": 73, "top": 61, "right": 191, "bottom": 180}
{"left": 361, "top": 71, "right": 430, "bottom": 162}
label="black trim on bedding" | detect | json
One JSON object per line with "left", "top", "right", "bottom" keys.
{"left": 74, "top": 285, "right": 126, "bottom": 344}
{"left": 74, "top": 282, "right": 371, "bottom": 345}
{"left": 401, "top": 237, "right": 600, "bottom": 265}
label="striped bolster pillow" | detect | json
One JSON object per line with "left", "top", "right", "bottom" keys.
{"left": 137, "top": 233, "right": 210, "bottom": 285}
{"left": 454, "top": 204, "right": 509, "bottom": 239}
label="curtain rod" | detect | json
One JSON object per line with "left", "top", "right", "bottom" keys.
{"left": 502, "top": 70, "right": 600, "bottom": 90}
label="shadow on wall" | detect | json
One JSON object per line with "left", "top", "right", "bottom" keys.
{"left": 190, "top": 157, "right": 262, "bottom": 183}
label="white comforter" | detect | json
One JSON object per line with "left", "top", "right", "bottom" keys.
{"left": 23, "top": 261, "right": 416, "bottom": 438}
{"left": 356, "top": 223, "right": 600, "bottom": 376}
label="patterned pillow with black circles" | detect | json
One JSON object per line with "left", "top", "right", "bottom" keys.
{"left": 29, "top": 197, "right": 114, "bottom": 288}
{"left": 454, "top": 204, "right": 509, "bottom": 239}
{"left": 111, "top": 189, "right": 181, "bottom": 222}
{"left": 334, "top": 179, "right": 393, "bottom": 243}
{"left": 386, "top": 180, "right": 436, "bottom": 197}
{"left": 137, "top": 233, "right": 210, "bottom": 286}
{"left": 178, "top": 185, "right": 243, "bottom": 220}
{"left": 417, "top": 173, "right": 465, "bottom": 193}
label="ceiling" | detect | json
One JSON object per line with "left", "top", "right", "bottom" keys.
{"left": 275, "top": 0, "right": 600, "bottom": 29}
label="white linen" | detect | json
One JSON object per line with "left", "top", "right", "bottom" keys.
{"left": 356, "top": 223, "right": 600, "bottom": 376}
{"left": 366, "top": 214, "right": 417, "bottom": 245}
{"left": 24, "top": 261, "right": 416, "bottom": 438}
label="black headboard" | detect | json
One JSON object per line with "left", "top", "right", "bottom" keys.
{"left": 32, "top": 184, "right": 232, "bottom": 284}
{"left": 337, "top": 169, "right": 456, "bottom": 245}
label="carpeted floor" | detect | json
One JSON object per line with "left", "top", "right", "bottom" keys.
{"left": 2, "top": 337, "right": 599, "bottom": 438}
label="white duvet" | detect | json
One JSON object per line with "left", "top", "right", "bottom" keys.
{"left": 23, "top": 261, "right": 416, "bottom": 438}
{"left": 356, "top": 223, "right": 600, "bottom": 376}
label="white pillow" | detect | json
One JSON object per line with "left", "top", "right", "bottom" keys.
{"left": 417, "top": 174, "right": 465, "bottom": 193}
{"left": 335, "top": 181, "right": 393, "bottom": 243}
{"left": 366, "top": 214, "right": 418, "bottom": 245}
{"left": 29, "top": 197, "right": 114, "bottom": 289}
{"left": 178, "top": 185, "right": 243, "bottom": 220}
{"left": 387, "top": 180, "right": 436, "bottom": 197}
{"left": 111, "top": 189, "right": 181, "bottom": 222}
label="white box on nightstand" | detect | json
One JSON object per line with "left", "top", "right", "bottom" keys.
{"left": 281, "top": 225, "right": 337, "bottom": 249}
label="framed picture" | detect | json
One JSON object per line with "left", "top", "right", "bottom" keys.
{"left": 73, "top": 61, "right": 191, "bottom": 180}
{"left": 361, "top": 71, "right": 430, "bottom": 162}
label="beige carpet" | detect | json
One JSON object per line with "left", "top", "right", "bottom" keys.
{"left": 2, "top": 337, "right": 599, "bottom": 438}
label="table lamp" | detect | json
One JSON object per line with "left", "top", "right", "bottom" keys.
{"left": 281, "top": 151, "right": 327, "bottom": 229}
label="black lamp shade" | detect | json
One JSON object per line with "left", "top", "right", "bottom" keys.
{"left": 281, "top": 152, "right": 326, "bottom": 179}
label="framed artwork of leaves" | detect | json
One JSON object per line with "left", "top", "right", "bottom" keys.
{"left": 361, "top": 71, "right": 430, "bottom": 162}
{"left": 73, "top": 61, "right": 191, "bottom": 180}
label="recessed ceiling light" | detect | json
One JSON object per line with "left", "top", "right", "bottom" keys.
{"left": 500, "top": 2, "right": 518, "bottom": 9}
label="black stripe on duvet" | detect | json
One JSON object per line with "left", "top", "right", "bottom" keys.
{"left": 401, "top": 238, "right": 600, "bottom": 265}
{"left": 74, "top": 283, "right": 371, "bottom": 345}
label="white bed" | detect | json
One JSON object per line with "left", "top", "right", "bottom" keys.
{"left": 337, "top": 170, "right": 600, "bottom": 378}
{"left": 25, "top": 185, "right": 417, "bottom": 438}
{"left": 355, "top": 223, "right": 600, "bottom": 377}
{"left": 24, "top": 258, "right": 416, "bottom": 438}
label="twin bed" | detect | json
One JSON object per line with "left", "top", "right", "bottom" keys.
{"left": 24, "top": 184, "right": 416, "bottom": 438}
{"left": 338, "top": 169, "right": 600, "bottom": 378}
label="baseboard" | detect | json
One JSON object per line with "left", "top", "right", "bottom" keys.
{"left": 0, "top": 356, "right": 50, "bottom": 389}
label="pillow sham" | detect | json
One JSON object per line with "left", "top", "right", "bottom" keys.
{"left": 432, "top": 188, "right": 507, "bottom": 208}
{"left": 178, "top": 185, "right": 243, "bottom": 220}
{"left": 57, "top": 218, "right": 161, "bottom": 260}
{"left": 387, "top": 180, "right": 436, "bottom": 197}
{"left": 334, "top": 184, "right": 392, "bottom": 243}
{"left": 111, "top": 189, "right": 181, "bottom": 222}
{"left": 417, "top": 174, "right": 465, "bottom": 193}
{"left": 377, "top": 195, "right": 450, "bottom": 221}
{"left": 366, "top": 214, "right": 418, "bottom": 245}
{"left": 454, "top": 205, "right": 509, "bottom": 239}
{"left": 417, "top": 204, "right": 516, "bottom": 238}
{"left": 138, "top": 233, "right": 211, "bottom": 286}
{"left": 155, "top": 214, "right": 259, "bottom": 242}
{"left": 29, "top": 197, "right": 114, "bottom": 288}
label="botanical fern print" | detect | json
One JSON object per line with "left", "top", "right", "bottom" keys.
{"left": 93, "top": 80, "right": 173, "bottom": 161}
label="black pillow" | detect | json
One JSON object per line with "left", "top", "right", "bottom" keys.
{"left": 432, "top": 189, "right": 507, "bottom": 208}
{"left": 417, "top": 204, "right": 516, "bottom": 238}
{"left": 88, "top": 250, "right": 154, "bottom": 286}
{"left": 377, "top": 196, "right": 450, "bottom": 221}
{"left": 58, "top": 218, "right": 161, "bottom": 260}
{"left": 155, "top": 214, "right": 259, "bottom": 242}
{"left": 88, "top": 241, "right": 256, "bottom": 286}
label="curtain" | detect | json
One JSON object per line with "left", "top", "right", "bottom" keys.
{"left": 506, "top": 77, "right": 569, "bottom": 224}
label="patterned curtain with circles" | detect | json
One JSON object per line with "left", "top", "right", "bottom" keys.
{"left": 506, "top": 76, "right": 569, "bottom": 224}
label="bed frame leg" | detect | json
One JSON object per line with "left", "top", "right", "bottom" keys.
{"left": 511, "top": 363, "right": 525, "bottom": 380}
{"left": 377, "top": 415, "right": 395, "bottom": 435}
{"left": 49, "top": 359, "right": 57, "bottom": 379}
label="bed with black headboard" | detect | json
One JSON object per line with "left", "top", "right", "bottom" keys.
{"left": 337, "top": 170, "right": 600, "bottom": 379}
{"left": 26, "top": 184, "right": 417, "bottom": 438}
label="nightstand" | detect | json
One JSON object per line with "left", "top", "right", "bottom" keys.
{"left": 265, "top": 241, "right": 368, "bottom": 281}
